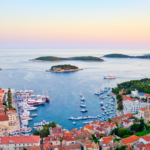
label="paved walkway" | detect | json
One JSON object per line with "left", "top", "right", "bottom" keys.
{"left": 110, "top": 92, "right": 123, "bottom": 116}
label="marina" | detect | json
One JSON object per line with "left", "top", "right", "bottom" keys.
{"left": 1, "top": 50, "right": 149, "bottom": 130}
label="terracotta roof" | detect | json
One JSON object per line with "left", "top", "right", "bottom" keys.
{"left": 139, "top": 108, "right": 146, "bottom": 111}
{"left": 120, "top": 91, "right": 126, "bottom": 94}
{"left": 96, "top": 127, "right": 105, "bottom": 132}
{"left": 145, "top": 94, "right": 150, "bottom": 98}
{"left": 53, "top": 127, "right": 62, "bottom": 133}
{"left": 71, "top": 129, "right": 80, "bottom": 135}
{"left": 141, "top": 135, "right": 150, "bottom": 142}
{"left": 0, "top": 112, "right": 5, "bottom": 116}
{"left": 63, "top": 132, "right": 73, "bottom": 137}
{"left": 123, "top": 119, "right": 131, "bottom": 124}
{"left": 59, "top": 144, "right": 81, "bottom": 150}
{"left": 123, "top": 95, "right": 134, "bottom": 101}
{"left": 121, "top": 135, "right": 140, "bottom": 144}
{"left": 84, "top": 124, "right": 94, "bottom": 130}
{"left": 27, "top": 145, "right": 41, "bottom": 150}
{"left": 101, "top": 136, "right": 113, "bottom": 144}
{"left": 0, "top": 115, "right": 8, "bottom": 121}
{"left": 0, "top": 135, "right": 40, "bottom": 144}
{"left": 62, "top": 135, "right": 75, "bottom": 141}
{"left": 86, "top": 144, "right": 92, "bottom": 148}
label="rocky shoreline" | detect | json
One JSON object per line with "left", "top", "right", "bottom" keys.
{"left": 46, "top": 68, "right": 83, "bottom": 72}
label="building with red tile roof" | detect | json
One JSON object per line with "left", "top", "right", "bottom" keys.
{"left": 84, "top": 124, "right": 94, "bottom": 131}
{"left": 121, "top": 135, "right": 140, "bottom": 146}
{"left": 139, "top": 135, "right": 150, "bottom": 144}
{"left": 0, "top": 135, "right": 40, "bottom": 150}
{"left": 123, "top": 95, "right": 134, "bottom": 101}
{"left": 99, "top": 136, "right": 113, "bottom": 150}
{"left": 145, "top": 94, "right": 150, "bottom": 98}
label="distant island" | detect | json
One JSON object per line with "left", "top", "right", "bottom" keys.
{"left": 104, "top": 53, "right": 150, "bottom": 59}
{"left": 30, "top": 56, "right": 104, "bottom": 62}
{"left": 46, "top": 64, "right": 83, "bottom": 72}
{"left": 0, "top": 68, "right": 2, "bottom": 71}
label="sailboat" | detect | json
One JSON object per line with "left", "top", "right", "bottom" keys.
{"left": 80, "top": 87, "right": 83, "bottom": 97}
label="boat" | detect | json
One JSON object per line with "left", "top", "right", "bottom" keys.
{"left": 100, "top": 96, "right": 104, "bottom": 99}
{"left": 83, "top": 121, "right": 89, "bottom": 124}
{"left": 102, "top": 107, "right": 105, "bottom": 110}
{"left": 30, "top": 114, "right": 37, "bottom": 117}
{"left": 73, "top": 122, "right": 76, "bottom": 125}
{"left": 100, "top": 102, "right": 103, "bottom": 105}
{"left": 95, "top": 92, "right": 101, "bottom": 95}
{"left": 80, "top": 104, "right": 86, "bottom": 108}
{"left": 80, "top": 102, "right": 83, "bottom": 104}
{"left": 27, "top": 99, "right": 46, "bottom": 105}
{"left": 46, "top": 96, "right": 50, "bottom": 101}
{"left": 81, "top": 97, "right": 85, "bottom": 101}
{"left": 80, "top": 109, "right": 88, "bottom": 112}
{"left": 104, "top": 75, "right": 116, "bottom": 79}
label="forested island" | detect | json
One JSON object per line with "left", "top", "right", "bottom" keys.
{"left": 46, "top": 64, "right": 83, "bottom": 72}
{"left": 30, "top": 56, "right": 104, "bottom": 62}
{"left": 112, "top": 78, "right": 150, "bottom": 94}
{"left": 104, "top": 53, "right": 150, "bottom": 59}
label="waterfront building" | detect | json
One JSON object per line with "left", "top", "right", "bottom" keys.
{"left": 0, "top": 135, "right": 40, "bottom": 150}
{"left": 131, "top": 90, "right": 146, "bottom": 99}
{"left": 6, "top": 110, "right": 17, "bottom": 125}
{"left": 123, "top": 100, "right": 146, "bottom": 114}
{"left": 144, "top": 100, "right": 150, "bottom": 123}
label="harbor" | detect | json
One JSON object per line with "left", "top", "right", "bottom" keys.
{"left": 1, "top": 50, "right": 150, "bottom": 130}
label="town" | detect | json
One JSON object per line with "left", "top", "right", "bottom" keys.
{"left": 0, "top": 78, "right": 150, "bottom": 150}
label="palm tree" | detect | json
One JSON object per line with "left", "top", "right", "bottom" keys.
{"left": 108, "top": 118, "right": 112, "bottom": 123}
{"left": 59, "top": 137, "right": 63, "bottom": 146}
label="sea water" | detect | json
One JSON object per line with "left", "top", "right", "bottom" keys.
{"left": 0, "top": 49, "right": 150, "bottom": 130}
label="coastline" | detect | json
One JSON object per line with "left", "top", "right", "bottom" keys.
{"left": 29, "top": 59, "right": 104, "bottom": 62}
{"left": 46, "top": 68, "right": 83, "bottom": 72}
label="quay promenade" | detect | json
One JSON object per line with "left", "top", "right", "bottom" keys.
{"left": 110, "top": 92, "right": 123, "bottom": 117}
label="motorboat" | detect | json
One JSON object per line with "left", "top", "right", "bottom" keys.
{"left": 102, "top": 107, "right": 105, "bottom": 110}
{"left": 95, "top": 92, "right": 101, "bottom": 95}
{"left": 30, "top": 114, "right": 37, "bottom": 117}
{"left": 100, "top": 102, "right": 103, "bottom": 105}
{"left": 81, "top": 97, "right": 85, "bottom": 101}
{"left": 73, "top": 122, "right": 76, "bottom": 125}
{"left": 98, "top": 115, "right": 101, "bottom": 118}
{"left": 100, "top": 96, "right": 104, "bottom": 99}
{"left": 80, "top": 104, "right": 86, "bottom": 108}
{"left": 80, "top": 109, "right": 88, "bottom": 112}
{"left": 104, "top": 75, "right": 116, "bottom": 79}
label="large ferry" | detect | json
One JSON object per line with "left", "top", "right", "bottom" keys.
{"left": 104, "top": 75, "right": 116, "bottom": 79}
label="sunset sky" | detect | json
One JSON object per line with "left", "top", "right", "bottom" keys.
{"left": 0, "top": 0, "right": 150, "bottom": 49}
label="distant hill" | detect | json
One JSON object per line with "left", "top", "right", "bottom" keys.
{"left": 31, "top": 56, "right": 104, "bottom": 62}
{"left": 104, "top": 53, "right": 150, "bottom": 59}
{"left": 104, "top": 53, "right": 131, "bottom": 58}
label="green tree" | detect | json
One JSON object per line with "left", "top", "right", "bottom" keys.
{"left": 116, "top": 94, "right": 123, "bottom": 102}
{"left": 117, "top": 103, "right": 123, "bottom": 110}
{"left": 59, "top": 137, "right": 63, "bottom": 146}
{"left": 108, "top": 118, "right": 112, "bottom": 123}
{"left": 139, "top": 119, "right": 145, "bottom": 132}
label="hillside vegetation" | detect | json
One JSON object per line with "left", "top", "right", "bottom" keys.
{"left": 34, "top": 56, "right": 104, "bottom": 61}
{"left": 112, "top": 78, "right": 150, "bottom": 94}
{"left": 104, "top": 53, "right": 150, "bottom": 59}
{"left": 50, "top": 64, "right": 78, "bottom": 71}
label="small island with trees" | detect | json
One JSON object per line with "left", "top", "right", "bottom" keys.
{"left": 104, "top": 53, "right": 150, "bottom": 59}
{"left": 30, "top": 56, "right": 104, "bottom": 62}
{"left": 46, "top": 64, "right": 83, "bottom": 72}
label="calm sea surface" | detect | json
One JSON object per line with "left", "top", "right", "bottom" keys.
{"left": 0, "top": 49, "right": 150, "bottom": 130}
